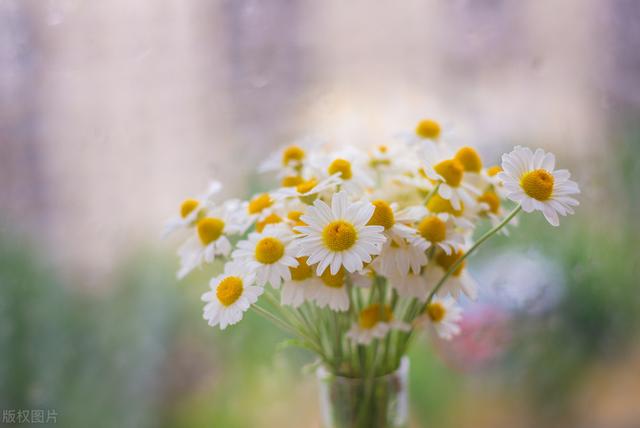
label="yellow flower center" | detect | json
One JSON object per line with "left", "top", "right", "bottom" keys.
{"left": 378, "top": 145, "right": 388, "bottom": 153}
{"left": 281, "top": 175, "right": 304, "bottom": 187}
{"left": 320, "top": 268, "right": 345, "bottom": 288}
{"left": 521, "top": 169, "right": 554, "bottom": 201}
{"left": 358, "top": 304, "right": 393, "bottom": 329}
{"left": 434, "top": 159, "right": 464, "bottom": 187}
{"left": 418, "top": 216, "right": 447, "bottom": 243}
{"left": 415, "top": 119, "right": 441, "bottom": 140}
{"left": 282, "top": 145, "right": 305, "bottom": 166}
{"left": 427, "top": 194, "right": 463, "bottom": 216}
{"left": 216, "top": 276, "right": 243, "bottom": 306}
{"left": 296, "top": 178, "right": 318, "bottom": 194}
{"left": 328, "top": 159, "right": 353, "bottom": 180}
{"left": 367, "top": 200, "right": 395, "bottom": 230}
{"left": 478, "top": 191, "right": 500, "bottom": 214}
{"left": 289, "top": 257, "right": 313, "bottom": 281}
{"left": 256, "top": 213, "right": 282, "bottom": 233}
{"left": 426, "top": 302, "right": 446, "bottom": 322}
{"left": 322, "top": 220, "right": 357, "bottom": 252}
{"left": 454, "top": 147, "right": 483, "bottom": 173}
{"left": 197, "top": 217, "right": 225, "bottom": 245}
{"left": 435, "top": 250, "right": 465, "bottom": 277}
{"left": 287, "top": 210, "right": 306, "bottom": 232}
{"left": 248, "top": 193, "right": 273, "bottom": 215}
{"left": 180, "top": 199, "right": 199, "bottom": 219}
{"left": 255, "top": 237, "right": 285, "bottom": 264}
{"left": 486, "top": 165, "right": 502, "bottom": 177}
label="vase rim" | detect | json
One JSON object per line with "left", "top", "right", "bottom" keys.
{"left": 316, "top": 356, "right": 409, "bottom": 383}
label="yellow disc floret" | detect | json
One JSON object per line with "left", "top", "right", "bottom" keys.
{"left": 197, "top": 217, "right": 225, "bottom": 245}
{"left": 296, "top": 178, "right": 318, "bottom": 194}
{"left": 248, "top": 193, "right": 273, "bottom": 214}
{"left": 256, "top": 213, "right": 282, "bottom": 233}
{"left": 289, "top": 257, "right": 313, "bottom": 281}
{"left": 180, "top": 199, "right": 199, "bottom": 219}
{"left": 358, "top": 303, "right": 393, "bottom": 329}
{"left": 328, "top": 159, "right": 353, "bottom": 180}
{"left": 216, "top": 276, "right": 243, "bottom": 306}
{"left": 426, "top": 302, "right": 446, "bottom": 322}
{"left": 255, "top": 237, "right": 285, "bottom": 264}
{"left": 282, "top": 145, "right": 305, "bottom": 166}
{"left": 477, "top": 191, "right": 500, "bottom": 214}
{"left": 486, "top": 165, "right": 502, "bottom": 177}
{"left": 455, "top": 147, "right": 483, "bottom": 173}
{"left": 281, "top": 175, "right": 304, "bottom": 187}
{"left": 418, "top": 216, "right": 447, "bottom": 243}
{"left": 367, "top": 200, "right": 395, "bottom": 230}
{"left": 416, "top": 119, "right": 441, "bottom": 140}
{"left": 320, "top": 268, "right": 345, "bottom": 288}
{"left": 435, "top": 250, "right": 465, "bottom": 277}
{"left": 322, "top": 220, "right": 357, "bottom": 252}
{"left": 521, "top": 169, "right": 554, "bottom": 201}
{"left": 434, "top": 159, "right": 464, "bottom": 187}
{"left": 427, "top": 194, "right": 463, "bottom": 216}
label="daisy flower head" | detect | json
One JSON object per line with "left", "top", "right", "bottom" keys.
{"left": 310, "top": 147, "right": 374, "bottom": 195}
{"left": 310, "top": 267, "right": 350, "bottom": 311}
{"left": 346, "top": 303, "right": 410, "bottom": 345}
{"left": 242, "top": 192, "right": 281, "bottom": 227}
{"left": 498, "top": 146, "right": 580, "bottom": 226}
{"left": 420, "top": 146, "right": 481, "bottom": 211}
{"left": 425, "top": 248, "right": 478, "bottom": 300}
{"left": 201, "top": 262, "right": 263, "bottom": 330}
{"left": 280, "top": 256, "right": 320, "bottom": 308}
{"left": 295, "top": 191, "right": 386, "bottom": 275}
{"left": 258, "top": 136, "right": 323, "bottom": 176}
{"left": 232, "top": 224, "right": 298, "bottom": 288}
{"left": 163, "top": 181, "right": 222, "bottom": 237}
{"left": 416, "top": 296, "right": 462, "bottom": 340}
{"left": 273, "top": 174, "right": 341, "bottom": 204}
{"left": 409, "top": 213, "right": 465, "bottom": 255}
{"left": 176, "top": 200, "right": 246, "bottom": 279}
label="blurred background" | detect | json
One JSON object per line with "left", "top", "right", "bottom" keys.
{"left": 1, "top": 0, "right": 640, "bottom": 427}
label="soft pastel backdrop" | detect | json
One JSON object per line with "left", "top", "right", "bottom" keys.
{"left": 1, "top": 1, "right": 639, "bottom": 427}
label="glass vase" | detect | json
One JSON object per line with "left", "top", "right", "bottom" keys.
{"left": 317, "top": 357, "right": 409, "bottom": 428}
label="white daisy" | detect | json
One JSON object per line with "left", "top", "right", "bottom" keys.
{"left": 420, "top": 146, "right": 481, "bottom": 211}
{"left": 498, "top": 146, "right": 580, "bottom": 226}
{"left": 310, "top": 148, "right": 374, "bottom": 195}
{"left": 309, "top": 268, "right": 350, "bottom": 311}
{"left": 346, "top": 304, "right": 410, "bottom": 345}
{"left": 399, "top": 118, "right": 451, "bottom": 152}
{"left": 415, "top": 296, "right": 462, "bottom": 340}
{"left": 273, "top": 174, "right": 341, "bottom": 203}
{"left": 424, "top": 249, "right": 478, "bottom": 300}
{"left": 295, "top": 191, "right": 386, "bottom": 276}
{"left": 242, "top": 192, "right": 280, "bottom": 227}
{"left": 176, "top": 201, "right": 245, "bottom": 279}
{"left": 201, "top": 262, "right": 263, "bottom": 330}
{"left": 258, "top": 136, "right": 323, "bottom": 176}
{"left": 280, "top": 256, "right": 319, "bottom": 308}
{"left": 163, "top": 181, "right": 222, "bottom": 237}
{"left": 232, "top": 225, "right": 298, "bottom": 288}
{"left": 408, "top": 213, "right": 465, "bottom": 255}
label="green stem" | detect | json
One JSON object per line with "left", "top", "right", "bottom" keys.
{"left": 425, "top": 204, "right": 522, "bottom": 304}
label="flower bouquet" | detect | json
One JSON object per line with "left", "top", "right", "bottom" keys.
{"left": 166, "top": 119, "right": 580, "bottom": 428}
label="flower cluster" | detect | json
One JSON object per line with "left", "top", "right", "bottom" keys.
{"left": 166, "top": 118, "right": 580, "bottom": 376}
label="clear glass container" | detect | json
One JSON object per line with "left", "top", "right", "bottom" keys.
{"left": 317, "top": 357, "right": 409, "bottom": 428}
